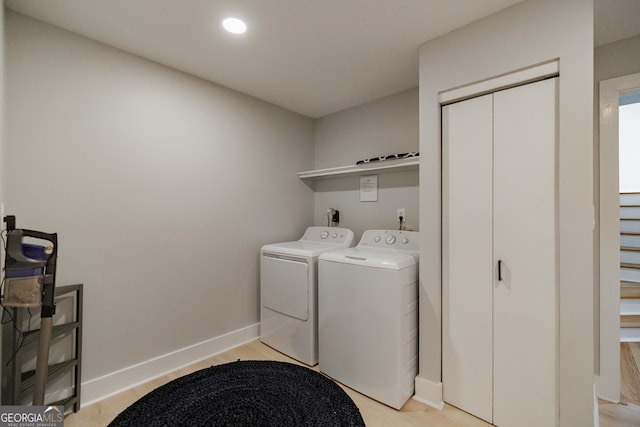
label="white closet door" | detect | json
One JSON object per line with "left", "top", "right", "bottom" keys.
{"left": 442, "top": 77, "right": 558, "bottom": 426}
{"left": 492, "top": 78, "right": 557, "bottom": 427}
{"left": 442, "top": 94, "right": 494, "bottom": 423}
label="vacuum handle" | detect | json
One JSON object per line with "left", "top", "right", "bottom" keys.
{"left": 5, "top": 229, "right": 57, "bottom": 268}
{"left": 21, "top": 229, "right": 58, "bottom": 247}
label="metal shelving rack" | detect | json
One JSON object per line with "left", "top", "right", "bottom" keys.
{"left": 2, "top": 284, "right": 83, "bottom": 412}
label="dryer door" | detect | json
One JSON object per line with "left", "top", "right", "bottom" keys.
{"left": 261, "top": 253, "right": 309, "bottom": 320}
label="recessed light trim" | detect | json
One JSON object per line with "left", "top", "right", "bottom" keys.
{"left": 222, "top": 17, "right": 247, "bottom": 34}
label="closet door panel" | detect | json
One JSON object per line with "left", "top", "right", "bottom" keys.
{"left": 442, "top": 94, "right": 494, "bottom": 423}
{"left": 492, "top": 78, "right": 558, "bottom": 427}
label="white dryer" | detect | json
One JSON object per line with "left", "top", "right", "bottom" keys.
{"left": 260, "top": 226, "right": 354, "bottom": 366}
{"left": 318, "top": 229, "right": 419, "bottom": 409}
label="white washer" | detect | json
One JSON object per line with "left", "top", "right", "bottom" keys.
{"left": 318, "top": 229, "right": 419, "bottom": 409}
{"left": 260, "top": 226, "right": 354, "bottom": 366}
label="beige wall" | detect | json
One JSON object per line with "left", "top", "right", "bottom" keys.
{"left": 314, "top": 89, "right": 418, "bottom": 169}
{"left": 595, "top": 35, "right": 640, "bottom": 82}
{"left": 4, "top": 11, "right": 421, "bottom": 404}
{"left": 1, "top": 2, "right": 4, "bottom": 214}
{"left": 313, "top": 89, "right": 419, "bottom": 239}
{"left": 0, "top": 2, "right": 5, "bottom": 404}
{"left": 418, "top": 0, "right": 594, "bottom": 425}
{"left": 5, "top": 11, "right": 314, "bottom": 401}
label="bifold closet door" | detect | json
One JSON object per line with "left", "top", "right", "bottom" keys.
{"left": 442, "top": 77, "right": 557, "bottom": 427}
{"left": 442, "top": 93, "right": 494, "bottom": 423}
{"left": 492, "top": 78, "right": 557, "bottom": 427}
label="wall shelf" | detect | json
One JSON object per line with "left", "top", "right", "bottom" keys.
{"left": 297, "top": 157, "right": 419, "bottom": 180}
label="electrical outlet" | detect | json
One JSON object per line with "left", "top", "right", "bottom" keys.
{"left": 397, "top": 208, "right": 406, "bottom": 221}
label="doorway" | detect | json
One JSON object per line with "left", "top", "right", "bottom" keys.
{"left": 598, "top": 72, "right": 640, "bottom": 403}
{"left": 619, "top": 90, "right": 640, "bottom": 404}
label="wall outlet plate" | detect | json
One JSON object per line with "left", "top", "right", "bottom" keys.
{"left": 397, "top": 208, "right": 406, "bottom": 220}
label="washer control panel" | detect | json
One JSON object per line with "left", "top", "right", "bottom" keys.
{"left": 302, "top": 226, "right": 355, "bottom": 245}
{"left": 358, "top": 230, "right": 419, "bottom": 251}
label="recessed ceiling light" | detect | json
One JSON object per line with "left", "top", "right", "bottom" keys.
{"left": 222, "top": 17, "right": 247, "bottom": 34}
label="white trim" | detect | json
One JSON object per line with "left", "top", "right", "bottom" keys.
{"left": 81, "top": 323, "right": 260, "bottom": 406}
{"left": 413, "top": 375, "right": 444, "bottom": 410}
{"left": 594, "top": 383, "right": 600, "bottom": 427}
{"left": 597, "top": 71, "right": 640, "bottom": 403}
{"left": 439, "top": 60, "right": 559, "bottom": 104}
{"left": 620, "top": 328, "right": 640, "bottom": 343}
{"left": 297, "top": 157, "right": 419, "bottom": 180}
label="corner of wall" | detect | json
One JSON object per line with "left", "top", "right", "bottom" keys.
{"left": 81, "top": 323, "right": 259, "bottom": 406}
{"left": 413, "top": 375, "right": 444, "bottom": 410}
{"left": 1, "top": 1, "right": 5, "bottom": 206}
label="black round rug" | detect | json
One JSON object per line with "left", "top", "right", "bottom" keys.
{"left": 109, "top": 360, "right": 365, "bottom": 427}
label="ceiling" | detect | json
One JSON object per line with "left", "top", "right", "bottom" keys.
{"left": 5, "top": 0, "right": 640, "bottom": 118}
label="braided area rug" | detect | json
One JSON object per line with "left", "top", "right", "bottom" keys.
{"left": 109, "top": 360, "right": 365, "bottom": 426}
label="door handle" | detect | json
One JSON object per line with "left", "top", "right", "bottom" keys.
{"left": 498, "top": 260, "right": 503, "bottom": 282}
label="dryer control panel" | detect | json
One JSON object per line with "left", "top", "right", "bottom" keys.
{"left": 358, "top": 230, "right": 419, "bottom": 251}
{"left": 300, "top": 226, "right": 354, "bottom": 245}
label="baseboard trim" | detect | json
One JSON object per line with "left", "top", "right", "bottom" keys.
{"left": 594, "top": 383, "right": 600, "bottom": 427}
{"left": 413, "top": 375, "right": 444, "bottom": 410}
{"left": 81, "top": 323, "right": 260, "bottom": 406}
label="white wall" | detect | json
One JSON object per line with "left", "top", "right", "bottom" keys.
{"left": 5, "top": 11, "right": 314, "bottom": 400}
{"left": 0, "top": 1, "right": 5, "bottom": 404}
{"left": 417, "top": 1, "right": 594, "bottom": 425}
{"left": 0, "top": 2, "right": 5, "bottom": 214}
{"left": 313, "top": 89, "right": 418, "bottom": 239}
{"left": 595, "top": 35, "right": 640, "bottom": 83}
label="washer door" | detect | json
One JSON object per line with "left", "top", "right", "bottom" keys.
{"left": 261, "top": 253, "right": 309, "bottom": 320}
